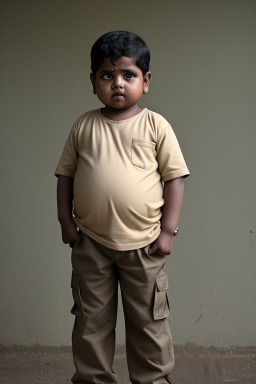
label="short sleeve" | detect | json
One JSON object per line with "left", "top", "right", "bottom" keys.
{"left": 157, "top": 125, "right": 190, "bottom": 182}
{"left": 54, "top": 122, "right": 79, "bottom": 178}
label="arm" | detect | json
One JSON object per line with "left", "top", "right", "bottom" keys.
{"left": 148, "top": 177, "right": 184, "bottom": 256}
{"left": 57, "top": 175, "right": 81, "bottom": 247}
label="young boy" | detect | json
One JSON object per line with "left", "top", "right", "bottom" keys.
{"left": 55, "top": 31, "right": 189, "bottom": 384}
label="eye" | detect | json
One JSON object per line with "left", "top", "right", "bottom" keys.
{"left": 101, "top": 73, "right": 113, "bottom": 80}
{"left": 124, "top": 73, "right": 135, "bottom": 79}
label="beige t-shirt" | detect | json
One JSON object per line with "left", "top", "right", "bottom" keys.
{"left": 55, "top": 108, "right": 190, "bottom": 250}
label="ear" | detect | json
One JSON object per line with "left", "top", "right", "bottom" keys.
{"left": 90, "top": 73, "right": 97, "bottom": 94}
{"left": 143, "top": 72, "right": 152, "bottom": 94}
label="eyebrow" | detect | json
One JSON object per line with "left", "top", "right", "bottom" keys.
{"left": 98, "top": 67, "right": 138, "bottom": 74}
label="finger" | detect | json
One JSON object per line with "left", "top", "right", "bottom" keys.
{"left": 148, "top": 243, "right": 159, "bottom": 255}
{"left": 75, "top": 232, "right": 82, "bottom": 242}
{"left": 62, "top": 237, "right": 69, "bottom": 244}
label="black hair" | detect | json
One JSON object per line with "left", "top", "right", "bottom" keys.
{"left": 91, "top": 31, "right": 150, "bottom": 76}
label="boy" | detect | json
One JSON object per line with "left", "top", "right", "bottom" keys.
{"left": 55, "top": 31, "right": 189, "bottom": 384}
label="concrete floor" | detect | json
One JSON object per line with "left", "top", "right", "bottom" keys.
{"left": 0, "top": 344, "right": 256, "bottom": 384}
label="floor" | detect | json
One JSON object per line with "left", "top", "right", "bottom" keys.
{"left": 1, "top": 344, "right": 256, "bottom": 384}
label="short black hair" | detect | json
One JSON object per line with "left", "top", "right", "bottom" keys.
{"left": 91, "top": 31, "right": 150, "bottom": 76}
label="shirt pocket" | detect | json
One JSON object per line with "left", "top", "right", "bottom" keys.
{"left": 131, "top": 139, "right": 156, "bottom": 170}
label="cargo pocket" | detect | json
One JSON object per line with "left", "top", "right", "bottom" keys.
{"left": 153, "top": 273, "right": 170, "bottom": 320}
{"left": 71, "top": 273, "right": 85, "bottom": 317}
{"left": 131, "top": 139, "right": 156, "bottom": 170}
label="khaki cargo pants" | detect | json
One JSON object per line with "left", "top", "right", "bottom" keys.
{"left": 71, "top": 233, "right": 175, "bottom": 384}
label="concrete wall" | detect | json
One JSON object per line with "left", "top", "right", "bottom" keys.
{"left": 0, "top": 0, "right": 255, "bottom": 347}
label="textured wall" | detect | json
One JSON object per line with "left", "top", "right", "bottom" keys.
{"left": 0, "top": 0, "right": 255, "bottom": 347}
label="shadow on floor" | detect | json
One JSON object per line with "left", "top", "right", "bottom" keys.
{"left": 0, "top": 344, "right": 256, "bottom": 384}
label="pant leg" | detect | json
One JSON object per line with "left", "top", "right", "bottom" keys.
{"left": 71, "top": 233, "right": 118, "bottom": 384}
{"left": 118, "top": 245, "right": 174, "bottom": 384}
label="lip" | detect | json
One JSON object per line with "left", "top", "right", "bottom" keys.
{"left": 112, "top": 93, "right": 124, "bottom": 98}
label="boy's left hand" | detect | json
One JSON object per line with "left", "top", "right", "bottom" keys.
{"left": 148, "top": 231, "right": 174, "bottom": 256}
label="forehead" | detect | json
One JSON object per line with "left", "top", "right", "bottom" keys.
{"left": 99, "top": 56, "right": 139, "bottom": 71}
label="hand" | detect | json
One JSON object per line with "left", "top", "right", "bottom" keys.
{"left": 148, "top": 231, "right": 174, "bottom": 256}
{"left": 60, "top": 218, "right": 82, "bottom": 248}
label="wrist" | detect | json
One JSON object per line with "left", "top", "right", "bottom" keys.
{"left": 161, "top": 227, "right": 179, "bottom": 237}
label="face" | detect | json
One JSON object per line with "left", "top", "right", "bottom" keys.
{"left": 90, "top": 56, "right": 151, "bottom": 112}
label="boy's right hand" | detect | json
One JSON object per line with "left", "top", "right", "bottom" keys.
{"left": 60, "top": 218, "right": 82, "bottom": 248}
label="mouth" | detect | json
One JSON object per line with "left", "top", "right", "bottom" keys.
{"left": 112, "top": 93, "right": 124, "bottom": 98}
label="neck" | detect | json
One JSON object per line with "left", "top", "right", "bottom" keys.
{"left": 101, "top": 105, "right": 142, "bottom": 121}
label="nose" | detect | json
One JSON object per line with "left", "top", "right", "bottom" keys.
{"left": 112, "top": 75, "right": 124, "bottom": 89}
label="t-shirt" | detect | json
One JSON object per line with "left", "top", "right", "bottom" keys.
{"left": 55, "top": 108, "right": 190, "bottom": 250}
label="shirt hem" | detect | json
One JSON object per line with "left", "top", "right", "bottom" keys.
{"left": 74, "top": 219, "right": 161, "bottom": 251}
{"left": 162, "top": 168, "right": 190, "bottom": 182}
{"left": 54, "top": 167, "right": 75, "bottom": 178}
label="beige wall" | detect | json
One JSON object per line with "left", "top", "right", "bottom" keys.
{"left": 1, "top": 0, "right": 255, "bottom": 347}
